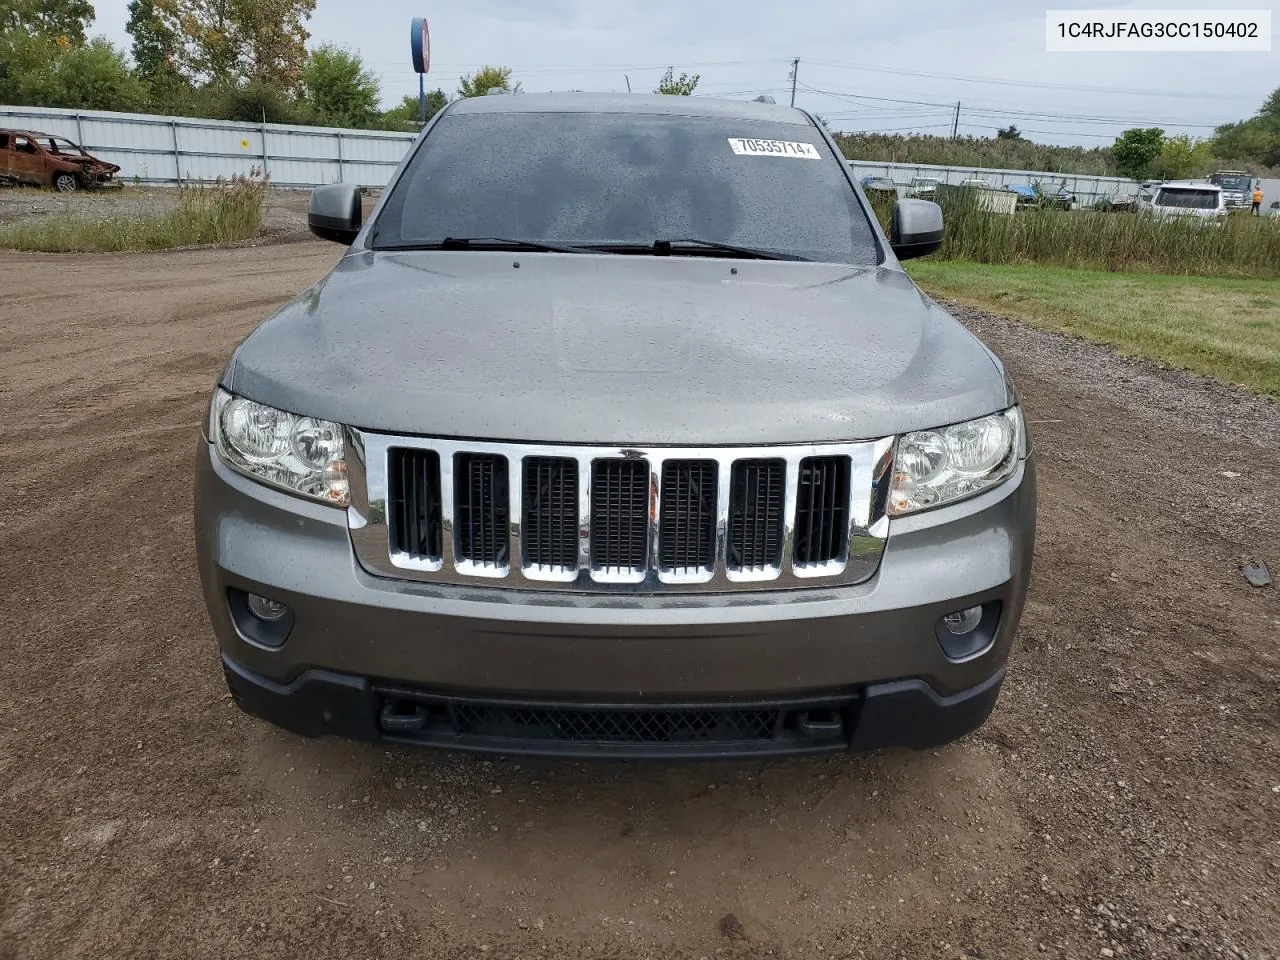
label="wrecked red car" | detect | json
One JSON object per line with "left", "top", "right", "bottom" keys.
{"left": 0, "top": 130, "right": 121, "bottom": 192}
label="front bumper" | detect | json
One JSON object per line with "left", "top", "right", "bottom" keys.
{"left": 195, "top": 440, "right": 1036, "bottom": 755}
{"left": 222, "top": 652, "right": 1006, "bottom": 758}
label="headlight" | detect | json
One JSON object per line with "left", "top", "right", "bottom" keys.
{"left": 211, "top": 388, "right": 349, "bottom": 506}
{"left": 888, "top": 407, "right": 1023, "bottom": 516}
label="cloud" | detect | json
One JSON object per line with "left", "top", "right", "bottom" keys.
{"left": 89, "top": 0, "right": 1276, "bottom": 144}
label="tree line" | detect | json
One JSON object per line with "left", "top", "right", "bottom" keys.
{"left": 1, "top": 1, "right": 1276, "bottom": 177}
{"left": 0, "top": 0, "right": 520, "bottom": 130}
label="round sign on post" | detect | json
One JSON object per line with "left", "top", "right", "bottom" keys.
{"left": 410, "top": 17, "right": 430, "bottom": 74}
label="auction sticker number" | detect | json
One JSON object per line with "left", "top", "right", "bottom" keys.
{"left": 728, "top": 138, "right": 821, "bottom": 159}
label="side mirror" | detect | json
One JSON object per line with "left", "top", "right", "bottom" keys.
{"left": 308, "top": 183, "right": 362, "bottom": 245}
{"left": 889, "top": 198, "right": 943, "bottom": 261}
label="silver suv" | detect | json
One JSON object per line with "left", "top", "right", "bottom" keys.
{"left": 195, "top": 94, "right": 1036, "bottom": 759}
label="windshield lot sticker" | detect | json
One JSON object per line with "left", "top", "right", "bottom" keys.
{"left": 728, "top": 138, "right": 821, "bottom": 159}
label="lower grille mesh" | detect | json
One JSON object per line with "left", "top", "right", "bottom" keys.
{"left": 453, "top": 704, "right": 779, "bottom": 743}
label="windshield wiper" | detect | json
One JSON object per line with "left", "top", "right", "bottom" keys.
{"left": 377, "top": 236, "right": 591, "bottom": 254}
{"left": 594, "top": 239, "right": 808, "bottom": 261}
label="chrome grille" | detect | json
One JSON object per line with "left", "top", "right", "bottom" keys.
{"left": 590, "top": 459, "right": 650, "bottom": 579}
{"left": 454, "top": 453, "right": 509, "bottom": 571}
{"left": 388, "top": 448, "right": 442, "bottom": 562}
{"left": 794, "top": 456, "right": 851, "bottom": 569}
{"left": 659, "top": 460, "right": 718, "bottom": 577}
{"left": 522, "top": 457, "right": 578, "bottom": 571}
{"left": 727, "top": 458, "right": 785, "bottom": 574}
{"left": 348, "top": 434, "right": 895, "bottom": 593}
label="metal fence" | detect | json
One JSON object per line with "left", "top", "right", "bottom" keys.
{"left": 847, "top": 159, "right": 1141, "bottom": 208}
{"left": 14, "top": 104, "right": 1265, "bottom": 211}
{"left": 0, "top": 104, "right": 416, "bottom": 187}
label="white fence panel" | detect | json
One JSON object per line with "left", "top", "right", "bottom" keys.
{"left": 0, "top": 104, "right": 416, "bottom": 187}
{"left": 847, "top": 159, "right": 1141, "bottom": 206}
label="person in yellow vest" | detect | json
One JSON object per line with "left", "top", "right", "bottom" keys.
{"left": 1253, "top": 185, "right": 1264, "bottom": 215}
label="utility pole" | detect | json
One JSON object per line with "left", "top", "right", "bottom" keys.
{"left": 625, "top": 74, "right": 631, "bottom": 93}
{"left": 951, "top": 101, "right": 960, "bottom": 138}
{"left": 790, "top": 57, "right": 800, "bottom": 107}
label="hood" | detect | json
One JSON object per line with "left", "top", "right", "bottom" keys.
{"left": 225, "top": 251, "right": 1010, "bottom": 445}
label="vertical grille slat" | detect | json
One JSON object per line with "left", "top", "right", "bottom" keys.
{"left": 388, "top": 448, "right": 442, "bottom": 560}
{"left": 659, "top": 460, "right": 718, "bottom": 575}
{"left": 793, "top": 456, "right": 850, "bottom": 567}
{"left": 727, "top": 458, "right": 785, "bottom": 572}
{"left": 523, "top": 457, "right": 579, "bottom": 569}
{"left": 454, "top": 453, "right": 509, "bottom": 567}
{"left": 590, "top": 459, "right": 649, "bottom": 575}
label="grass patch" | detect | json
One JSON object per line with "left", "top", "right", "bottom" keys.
{"left": 908, "top": 260, "right": 1280, "bottom": 397}
{"left": 869, "top": 190, "right": 1280, "bottom": 279}
{"left": 935, "top": 200, "right": 1280, "bottom": 279}
{"left": 0, "top": 176, "right": 267, "bottom": 252}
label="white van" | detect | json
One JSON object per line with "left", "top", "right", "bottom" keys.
{"left": 1139, "top": 181, "right": 1227, "bottom": 222}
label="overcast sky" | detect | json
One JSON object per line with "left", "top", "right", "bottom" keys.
{"left": 88, "top": 0, "right": 1277, "bottom": 145}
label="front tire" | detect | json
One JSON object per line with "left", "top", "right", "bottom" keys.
{"left": 53, "top": 172, "right": 78, "bottom": 193}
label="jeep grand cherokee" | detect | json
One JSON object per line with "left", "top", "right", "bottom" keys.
{"left": 195, "top": 93, "right": 1036, "bottom": 759}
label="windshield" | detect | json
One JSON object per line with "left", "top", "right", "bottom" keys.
{"left": 1155, "top": 188, "right": 1219, "bottom": 210}
{"left": 42, "top": 137, "right": 83, "bottom": 155}
{"left": 1211, "top": 175, "right": 1249, "bottom": 191}
{"left": 371, "top": 111, "right": 880, "bottom": 264}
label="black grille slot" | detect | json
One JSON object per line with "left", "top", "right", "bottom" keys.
{"left": 388, "top": 448, "right": 442, "bottom": 560}
{"left": 454, "top": 453, "right": 509, "bottom": 567}
{"left": 659, "top": 460, "right": 717, "bottom": 574}
{"left": 590, "top": 459, "right": 649, "bottom": 574}
{"left": 523, "top": 457, "right": 579, "bottom": 569}
{"left": 452, "top": 704, "right": 778, "bottom": 744}
{"left": 727, "top": 458, "right": 785, "bottom": 572}
{"left": 793, "top": 456, "right": 850, "bottom": 566}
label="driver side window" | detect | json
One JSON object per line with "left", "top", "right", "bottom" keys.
{"left": 14, "top": 136, "right": 39, "bottom": 154}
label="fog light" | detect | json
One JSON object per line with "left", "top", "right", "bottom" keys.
{"left": 942, "top": 605, "right": 983, "bottom": 635}
{"left": 247, "top": 594, "right": 288, "bottom": 622}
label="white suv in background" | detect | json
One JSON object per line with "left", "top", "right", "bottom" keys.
{"left": 1139, "top": 181, "right": 1227, "bottom": 222}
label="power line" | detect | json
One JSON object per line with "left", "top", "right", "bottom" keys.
{"left": 799, "top": 82, "right": 1225, "bottom": 130}
{"left": 801, "top": 56, "right": 1252, "bottom": 101}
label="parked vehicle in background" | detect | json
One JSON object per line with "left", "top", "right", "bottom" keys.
{"left": 859, "top": 175, "right": 899, "bottom": 196}
{"left": 1139, "top": 181, "right": 1226, "bottom": 222}
{"left": 959, "top": 178, "right": 990, "bottom": 189}
{"left": 906, "top": 176, "right": 941, "bottom": 199}
{"left": 1208, "top": 170, "right": 1252, "bottom": 210}
{"left": 196, "top": 93, "right": 1035, "bottom": 760}
{"left": 0, "top": 130, "right": 120, "bottom": 191}
{"left": 1008, "top": 183, "right": 1074, "bottom": 211}
{"left": 1094, "top": 193, "right": 1137, "bottom": 213}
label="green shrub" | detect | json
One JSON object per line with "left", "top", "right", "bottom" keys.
{"left": 0, "top": 175, "right": 268, "bottom": 252}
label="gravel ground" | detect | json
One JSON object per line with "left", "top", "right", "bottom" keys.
{"left": 0, "top": 245, "right": 1277, "bottom": 959}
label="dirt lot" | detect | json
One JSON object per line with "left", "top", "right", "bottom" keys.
{"left": 1, "top": 240, "right": 1277, "bottom": 960}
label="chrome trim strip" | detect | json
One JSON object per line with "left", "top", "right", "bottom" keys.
{"left": 347, "top": 433, "right": 894, "bottom": 594}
